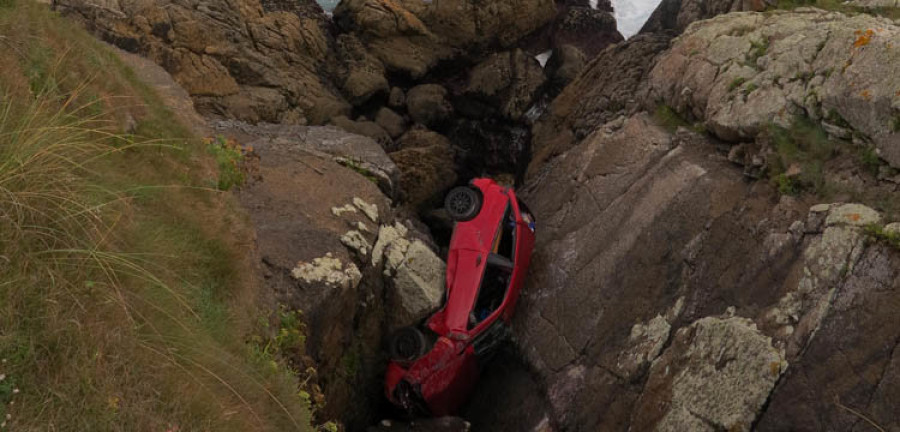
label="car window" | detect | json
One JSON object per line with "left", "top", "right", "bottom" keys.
{"left": 469, "top": 203, "right": 516, "bottom": 329}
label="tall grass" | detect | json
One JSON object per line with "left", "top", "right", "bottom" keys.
{"left": 0, "top": 2, "right": 313, "bottom": 430}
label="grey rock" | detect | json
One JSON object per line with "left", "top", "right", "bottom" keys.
{"left": 633, "top": 316, "right": 787, "bottom": 432}
{"left": 530, "top": 33, "right": 671, "bottom": 178}
{"left": 642, "top": 9, "right": 900, "bottom": 169}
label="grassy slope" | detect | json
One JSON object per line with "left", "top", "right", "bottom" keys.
{"left": 0, "top": 1, "right": 313, "bottom": 430}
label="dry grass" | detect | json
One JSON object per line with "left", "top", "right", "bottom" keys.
{"left": 0, "top": 2, "right": 312, "bottom": 431}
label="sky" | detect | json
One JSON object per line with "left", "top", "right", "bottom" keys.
{"left": 608, "top": 0, "right": 665, "bottom": 38}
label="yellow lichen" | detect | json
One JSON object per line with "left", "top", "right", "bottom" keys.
{"left": 853, "top": 29, "right": 875, "bottom": 48}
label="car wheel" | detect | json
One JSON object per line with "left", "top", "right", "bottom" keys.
{"left": 445, "top": 186, "right": 482, "bottom": 221}
{"left": 389, "top": 327, "right": 428, "bottom": 362}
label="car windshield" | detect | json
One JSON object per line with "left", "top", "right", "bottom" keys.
{"left": 468, "top": 203, "right": 516, "bottom": 329}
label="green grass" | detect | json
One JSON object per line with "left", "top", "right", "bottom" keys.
{"left": 728, "top": 77, "right": 747, "bottom": 92}
{"left": 654, "top": 105, "right": 707, "bottom": 134}
{"left": 746, "top": 39, "right": 769, "bottom": 65}
{"left": 208, "top": 135, "right": 246, "bottom": 191}
{"left": 767, "top": 117, "right": 835, "bottom": 195}
{"left": 864, "top": 224, "right": 900, "bottom": 250}
{"left": 0, "top": 2, "right": 314, "bottom": 430}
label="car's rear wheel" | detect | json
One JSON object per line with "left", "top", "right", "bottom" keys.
{"left": 445, "top": 186, "right": 482, "bottom": 221}
{"left": 388, "top": 327, "right": 428, "bottom": 362}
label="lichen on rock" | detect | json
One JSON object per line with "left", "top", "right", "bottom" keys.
{"left": 634, "top": 316, "right": 787, "bottom": 432}
{"left": 291, "top": 253, "right": 362, "bottom": 291}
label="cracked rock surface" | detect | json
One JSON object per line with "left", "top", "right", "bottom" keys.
{"left": 642, "top": 9, "right": 900, "bottom": 168}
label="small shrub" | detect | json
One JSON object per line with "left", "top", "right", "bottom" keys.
{"left": 728, "top": 77, "right": 747, "bottom": 92}
{"left": 864, "top": 224, "right": 900, "bottom": 250}
{"left": 743, "top": 83, "right": 759, "bottom": 97}
{"left": 891, "top": 114, "right": 900, "bottom": 132}
{"left": 767, "top": 118, "right": 835, "bottom": 195}
{"left": 773, "top": 173, "right": 800, "bottom": 195}
{"left": 859, "top": 146, "right": 882, "bottom": 177}
{"left": 747, "top": 39, "right": 769, "bottom": 64}
{"left": 339, "top": 159, "right": 380, "bottom": 185}
{"left": 207, "top": 135, "right": 245, "bottom": 190}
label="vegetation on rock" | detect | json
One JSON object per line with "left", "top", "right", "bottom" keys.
{"left": 0, "top": 3, "right": 314, "bottom": 430}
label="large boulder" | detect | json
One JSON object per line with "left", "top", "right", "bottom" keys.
{"left": 500, "top": 106, "right": 900, "bottom": 430}
{"left": 529, "top": 33, "right": 672, "bottom": 177}
{"left": 58, "top": 0, "right": 351, "bottom": 124}
{"left": 406, "top": 84, "right": 454, "bottom": 127}
{"left": 224, "top": 122, "right": 400, "bottom": 197}
{"left": 333, "top": 0, "right": 557, "bottom": 78}
{"left": 333, "top": 33, "right": 390, "bottom": 106}
{"left": 389, "top": 129, "right": 458, "bottom": 209}
{"left": 464, "top": 49, "right": 547, "bottom": 120}
{"left": 640, "top": 0, "right": 769, "bottom": 35}
{"left": 642, "top": 9, "right": 900, "bottom": 168}
{"left": 373, "top": 223, "right": 446, "bottom": 331}
{"left": 550, "top": 5, "right": 623, "bottom": 59}
{"left": 329, "top": 115, "right": 394, "bottom": 150}
{"left": 375, "top": 107, "right": 408, "bottom": 140}
{"left": 545, "top": 44, "right": 587, "bottom": 89}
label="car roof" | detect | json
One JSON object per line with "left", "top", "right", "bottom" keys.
{"left": 429, "top": 180, "right": 511, "bottom": 334}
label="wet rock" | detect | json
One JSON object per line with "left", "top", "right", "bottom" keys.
{"left": 375, "top": 107, "right": 408, "bottom": 140}
{"left": 633, "top": 317, "right": 787, "bottom": 432}
{"left": 465, "top": 49, "right": 547, "bottom": 120}
{"left": 530, "top": 33, "right": 671, "bottom": 177}
{"left": 406, "top": 84, "right": 453, "bottom": 127}
{"left": 642, "top": 9, "right": 900, "bottom": 169}
{"left": 390, "top": 129, "right": 457, "bottom": 209}
{"left": 58, "top": 0, "right": 351, "bottom": 124}
{"left": 330, "top": 115, "right": 393, "bottom": 149}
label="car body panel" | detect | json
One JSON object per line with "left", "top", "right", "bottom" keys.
{"left": 385, "top": 178, "right": 536, "bottom": 415}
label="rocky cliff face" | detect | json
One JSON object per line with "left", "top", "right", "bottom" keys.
{"left": 57, "top": 0, "right": 351, "bottom": 125}
{"left": 642, "top": 8, "right": 900, "bottom": 168}
{"left": 59, "top": 0, "right": 900, "bottom": 430}
{"left": 508, "top": 5, "right": 900, "bottom": 431}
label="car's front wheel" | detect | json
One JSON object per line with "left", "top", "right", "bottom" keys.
{"left": 388, "top": 327, "right": 428, "bottom": 362}
{"left": 444, "top": 186, "right": 482, "bottom": 221}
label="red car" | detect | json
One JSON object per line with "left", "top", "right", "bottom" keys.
{"left": 384, "top": 178, "right": 536, "bottom": 416}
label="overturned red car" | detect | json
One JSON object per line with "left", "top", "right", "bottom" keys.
{"left": 384, "top": 178, "right": 536, "bottom": 416}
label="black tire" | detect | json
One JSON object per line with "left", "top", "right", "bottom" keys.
{"left": 388, "top": 327, "right": 428, "bottom": 362}
{"left": 445, "top": 186, "right": 482, "bottom": 221}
